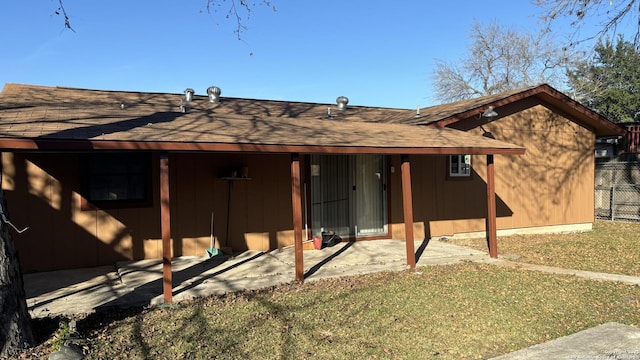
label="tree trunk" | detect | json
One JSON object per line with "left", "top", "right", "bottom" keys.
{"left": 0, "top": 189, "right": 34, "bottom": 357}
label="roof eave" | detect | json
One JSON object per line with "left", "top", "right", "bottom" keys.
{"left": 0, "top": 138, "right": 526, "bottom": 156}
{"left": 430, "top": 84, "right": 626, "bottom": 137}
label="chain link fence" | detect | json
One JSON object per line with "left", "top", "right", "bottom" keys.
{"left": 595, "top": 160, "right": 640, "bottom": 221}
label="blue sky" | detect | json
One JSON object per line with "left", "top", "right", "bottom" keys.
{"left": 0, "top": 1, "right": 628, "bottom": 108}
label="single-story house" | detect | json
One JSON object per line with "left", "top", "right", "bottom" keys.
{"left": 0, "top": 83, "right": 624, "bottom": 303}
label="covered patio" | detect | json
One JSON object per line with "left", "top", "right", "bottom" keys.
{"left": 0, "top": 84, "right": 525, "bottom": 304}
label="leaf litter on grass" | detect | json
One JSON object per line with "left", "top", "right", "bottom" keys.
{"left": 451, "top": 220, "right": 640, "bottom": 276}
{"left": 14, "top": 221, "right": 640, "bottom": 359}
{"left": 33, "top": 263, "right": 633, "bottom": 360}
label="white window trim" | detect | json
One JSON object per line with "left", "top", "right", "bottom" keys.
{"left": 448, "top": 155, "right": 471, "bottom": 177}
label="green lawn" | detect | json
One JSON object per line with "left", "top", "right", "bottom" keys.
{"left": 451, "top": 220, "right": 640, "bottom": 276}
{"left": 20, "top": 221, "right": 640, "bottom": 359}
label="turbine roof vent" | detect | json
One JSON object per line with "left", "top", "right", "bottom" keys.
{"left": 184, "top": 88, "right": 195, "bottom": 102}
{"left": 336, "top": 96, "right": 349, "bottom": 111}
{"left": 207, "top": 86, "right": 222, "bottom": 103}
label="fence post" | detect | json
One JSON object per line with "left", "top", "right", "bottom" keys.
{"left": 611, "top": 184, "right": 616, "bottom": 221}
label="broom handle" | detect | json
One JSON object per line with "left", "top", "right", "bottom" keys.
{"left": 214, "top": 211, "right": 219, "bottom": 249}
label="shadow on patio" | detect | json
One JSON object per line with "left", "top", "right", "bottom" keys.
{"left": 24, "top": 239, "right": 489, "bottom": 317}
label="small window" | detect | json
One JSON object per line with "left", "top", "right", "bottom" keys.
{"left": 448, "top": 155, "right": 471, "bottom": 178}
{"left": 81, "top": 153, "right": 151, "bottom": 209}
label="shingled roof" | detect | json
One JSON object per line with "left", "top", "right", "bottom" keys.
{"left": 0, "top": 83, "right": 525, "bottom": 155}
{"left": 410, "top": 84, "right": 625, "bottom": 137}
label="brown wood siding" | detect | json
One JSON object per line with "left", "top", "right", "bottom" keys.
{"left": 388, "top": 105, "right": 595, "bottom": 240}
{"left": 488, "top": 106, "right": 594, "bottom": 230}
{"left": 3, "top": 152, "right": 295, "bottom": 272}
{"left": 168, "top": 152, "right": 294, "bottom": 256}
{"left": 3, "top": 152, "right": 164, "bottom": 272}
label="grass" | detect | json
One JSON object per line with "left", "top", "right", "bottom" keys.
{"left": 80, "top": 267, "right": 640, "bottom": 359}
{"left": 450, "top": 220, "right": 640, "bottom": 276}
{"left": 16, "top": 220, "right": 640, "bottom": 359}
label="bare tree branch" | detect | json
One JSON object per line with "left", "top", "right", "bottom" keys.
{"left": 53, "top": 0, "right": 276, "bottom": 39}
{"left": 55, "top": 0, "right": 75, "bottom": 33}
{"left": 206, "top": 0, "right": 276, "bottom": 40}
{"left": 536, "top": 0, "right": 640, "bottom": 49}
{"left": 432, "top": 21, "right": 572, "bottom": 103}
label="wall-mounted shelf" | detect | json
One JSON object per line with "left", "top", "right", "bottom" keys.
{"left": 220, "top": 177, "right": 252, "bottom": 181}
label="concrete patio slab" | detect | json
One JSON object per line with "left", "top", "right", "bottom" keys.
{"left": 23, "top": 239, "right": 486, "bottom": 317}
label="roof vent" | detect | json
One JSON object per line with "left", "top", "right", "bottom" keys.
{"left": 326, "top": 107, "right": 334, "bottom": 119}
{"left": 184, "top": 88, "right": 195, "bottom": 102}
{"left": 336, "top": 96, "right": 349, "bottom": 111}
{"left": 207, "top": 86, "right": 221, "bottom": 103}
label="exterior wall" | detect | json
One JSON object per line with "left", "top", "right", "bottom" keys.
{"left": 389, "top": 104, "right": 596, "bottom": 239}
{"left": 168, "top": 153, "right": 295, "bottom": 257}
{"left": 483, "top": 104, "right": 595, "bottom": 232}
{"left": 2, "top": 103, "right": 597, "bottom": 272}
{"left": 2, "top": 152, "right": 147, "bottom": 272}
{"left": 2, "top": 152, "right": 295, "bottom": 272}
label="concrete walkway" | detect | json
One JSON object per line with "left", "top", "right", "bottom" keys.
{"left": 488, "top": 259, "right": 640, "bottom": 286}
{"left": 23, "top": 239, "right": 640, "bottom": 359}
{"left": 493, "top": 322, "right": 640, "bottom": 360}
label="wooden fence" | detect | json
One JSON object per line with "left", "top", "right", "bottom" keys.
{"left": 622, "top": 124, "right": 640, "bottom": 153}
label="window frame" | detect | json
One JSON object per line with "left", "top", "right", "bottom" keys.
{"left": 80, "top": 152, "right": 153, "bottom": 210}
{"left": 446, "top": 154, "right": 473, "bottom": 180}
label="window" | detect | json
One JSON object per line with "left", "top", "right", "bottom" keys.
{"left": 81, "top": 153, "right": 151, "bottom": 209}
{"left": 448, "top": 155, "right": 471, "bottom": 178}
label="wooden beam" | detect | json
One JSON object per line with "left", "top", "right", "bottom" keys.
{"left": 401, "top": 154, "right": 416, "bottom": 269}
{"left": 160, "top": 153, "right": 173, "bottom": 304}
{"left": 486, "top": 154, "right": 498, "bottom": 258}
{"left": 0, "top": 138, "right": 526, "bottom": 156}
{"left": 291, "top": 153, "right": 304, "bottom": 281}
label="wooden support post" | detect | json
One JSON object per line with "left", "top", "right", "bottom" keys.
{"left": 486, "top": 154, "right": 498, "bottom": 258}
{"left": 401, "top": 155, "right": 416, "bottom": 269}
{"left": 160, "top": 153, "right": 173, "bottom": 304}
{"left": 291, "top": 153, "right": 304, "bottom": 281}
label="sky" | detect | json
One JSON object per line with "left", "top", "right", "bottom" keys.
{"left": 0, "top": 1, "right": 632, "bottom": 109}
